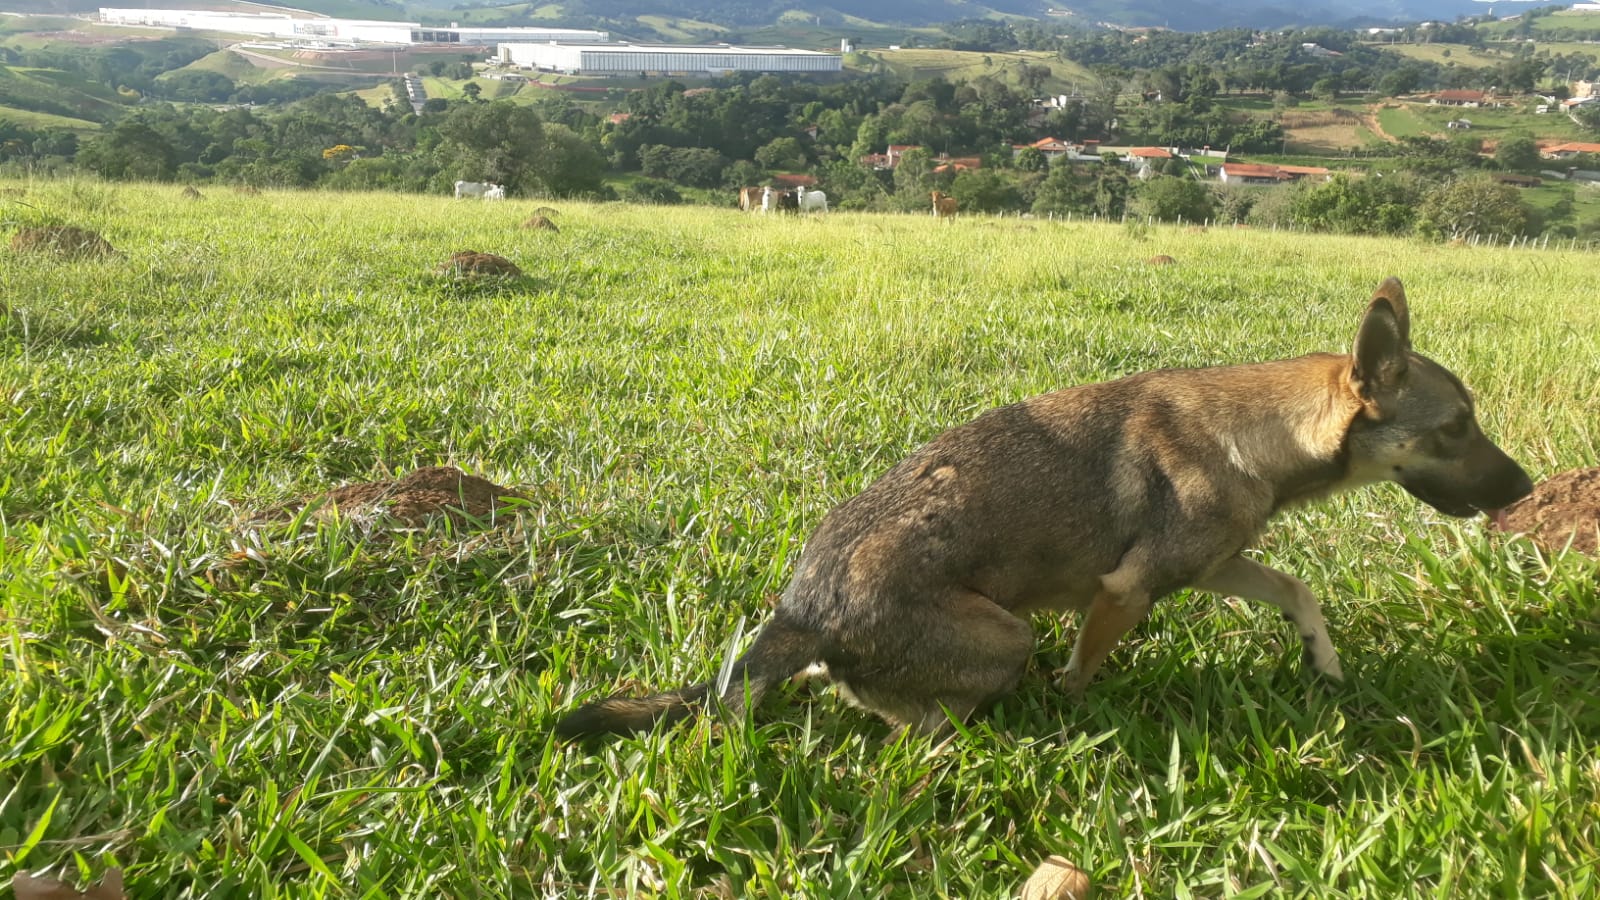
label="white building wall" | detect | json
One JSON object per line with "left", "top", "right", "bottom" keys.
{"left": 498, "top": 42, "right": 841, "bottom": 75}
{"left": 452, "top": 27, "right": 607, "bottom": 45}
{"left": 100, "top": 9, "right": 602, "bottom": 46}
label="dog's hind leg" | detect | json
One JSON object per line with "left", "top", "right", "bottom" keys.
{"left": 1193, "top": 555, "right": 1344, "bottom": 681}
{"left": 832, "top": 589, "right": 1033, "bottom": 735}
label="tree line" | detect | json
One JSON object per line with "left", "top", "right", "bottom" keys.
{"left": 1, "top": 20, "right": 1597, "bottom": 240}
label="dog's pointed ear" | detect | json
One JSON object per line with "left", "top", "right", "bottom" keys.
{"left": 1351, "top": 277, "right": 1411, "bottom": 405}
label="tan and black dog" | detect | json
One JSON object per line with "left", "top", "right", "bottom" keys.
{"left": 556, "top": 277, "right": 1533, "bottom": 739}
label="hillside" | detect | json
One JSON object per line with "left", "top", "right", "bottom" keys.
{"left": 1, "top": 179, "right": 1597, "bottom": 897}
{"left": 0, "top": 64, "right": 126, "bottom": 126}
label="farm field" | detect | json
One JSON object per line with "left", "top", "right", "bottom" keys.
{"left": 1370, "top": 41, "right": 1515, "bottom": 67}
{"left": 2, "top": 182, "right": 1599, "bottom": 897}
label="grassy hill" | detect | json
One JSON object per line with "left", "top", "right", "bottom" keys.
{"left": 2, "top": 179, "right": 1598, "bottom": 896}
{"left": 0, "top": 64, "right": 126, "bottom": 126}
{"left": 850, "top": 47, "right": 1095, "bottom": 92}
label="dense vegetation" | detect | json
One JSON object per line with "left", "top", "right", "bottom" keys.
{"left": 3, "top": 16, "right": 1600, "bottom": 241}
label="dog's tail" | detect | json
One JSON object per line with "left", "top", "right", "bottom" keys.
{"left": 554, "top": 615, "right": 822, "bottom": 740}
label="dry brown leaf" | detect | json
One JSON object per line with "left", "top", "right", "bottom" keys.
{"left": 12, "top": 869, "right": 125, "bottom": 900}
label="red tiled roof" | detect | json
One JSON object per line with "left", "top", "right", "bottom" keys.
{"left": 1222, "top": 163, "right": 1286, "bottom": 179}
{"left": 770, "top": 173, "right": 818, "bottom": 187}
{"left": 1547, "top": 141, "right": 1600, "bottom": 154}
{"left": 1276, "top": 164, "right": 1330, "bottom": 176}
{"left": 1435, "top": 90, "right": 1486, "bottom": 102}
{"left": 1127, "top": 147, "right": 1173, "bottom": 158}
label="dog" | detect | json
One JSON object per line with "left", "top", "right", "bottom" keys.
{"left": 556, "top": 278, "right": 1534, "bottom": 739}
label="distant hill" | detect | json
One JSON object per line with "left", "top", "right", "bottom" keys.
{"left": 0, "top": 0, "right": 1585, "bottom": 35}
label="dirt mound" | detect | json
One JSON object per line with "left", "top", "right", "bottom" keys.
{"left": 521, "top": 215, "right": 560, "bottom": 232}
{"left": 1147, "top": 254, "right": 1176, "bottom": 266}
{"left": 532, "top": 206, "right": 559, "bottom": 217}
{"left": 181, "top": 185, "right": 203, "bottom": 200}
{"left": 233, "top": 185, "right": 261, "bottom": 196}
{"left": 277, "top": 466, "right": 526, "bottom": 529}
{"left": 10, "top": 225, "right": 116, "bottom": 259}
{"left": 1493, "top": 467, "right": 1600, "bottom": 555}
{"left": 0, "top": 187, "right": 25, "bottom": 199}
{"left": 436, "top": 250, "right": 521, "bottom": 277}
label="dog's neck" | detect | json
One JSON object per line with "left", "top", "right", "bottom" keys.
{"left": 1200, "top": 353, "right": 1366, "bottom": 510}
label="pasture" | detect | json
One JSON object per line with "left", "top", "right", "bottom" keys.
{"left": 1, "top": 181, "right": 1598, "bottom": 897}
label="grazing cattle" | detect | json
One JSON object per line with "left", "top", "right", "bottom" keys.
{"left": 761, "top": 186, "right": 799, "bottom": 214}
{"left": 483, "top": 185, "right": 506, "bottom": 201}
{"left": 931, "top": 191, "right": 958, "bottom": 219}
{"left": 739, "top": 187, "right": 762, "bottom": 212}
{"left": 454, "top": 180, "right": 501, "bottom": 200}
{"left": 796, "top": 188, "right": 829, "bottom": 213}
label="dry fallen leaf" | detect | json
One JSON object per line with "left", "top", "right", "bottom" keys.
{"left": 12, "top": 869, "right": 125, "bottom": 900}
{"left": 1020, "top": 855, "right": 1092, "bottom": 900}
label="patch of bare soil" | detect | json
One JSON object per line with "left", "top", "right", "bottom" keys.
{"left": 10, "top": 225, "right": 116, "bottom": 259}
{"left": 435, "top": 250, "right": 521, "bottom": 277}
{"left": 274, "top": 466, "right": 526, "bottom": 529}
{"left": 1494, "top": 467, "right": 1600, "bottom": 556}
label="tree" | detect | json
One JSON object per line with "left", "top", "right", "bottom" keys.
{"left": 534, "top": 124, "right": 606, "bottom": 196}
{"left": 1130, "top": 175, "right": 1215, "bottom": 223}
{"left": 1378, "top": 66, "right": 1423, "bottom": 98}
{"left": 1576, "top": 103, "right": 1600, "bottom": 135}
{"left": 461, "top": 82, "right": 482, "bottom": 102}
{"left": 949, "top": 168, "right": 1023, "bottom": 213}
{"left": 1286, "top": 172, "right": 1422, "bottom": 236}
{"left": 754, "top": 136, "right": 806, "bottom": 171}
{"left": 1494, "top": 135, "right": 1541, "bottom": 173}
{"left": 435, "top": 100, "right": 544, "bottom": 193}
{"left": 1013, "top": 146, "right": 1047, "bottom": 172}
{"left": 1417, "top": 176, "right": 1531, "bottom": 240}
{"left": 77, "top": 120, "right": 177, "bottom": 180}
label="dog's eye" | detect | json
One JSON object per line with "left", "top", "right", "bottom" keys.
{"left": 1441, "top": 415, "right": 1470, "bottom": 439}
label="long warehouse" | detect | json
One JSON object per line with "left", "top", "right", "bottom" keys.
{"left": 497, "top": 42, "right": 842, "bottom": 76}
{"left": 98, "top": 9, "right": 607, "bottom": 46}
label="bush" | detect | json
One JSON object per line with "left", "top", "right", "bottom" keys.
{"left": 1417, "top": 175, "right": 1530, "bottom": 241}
{"left": 1130, "top": 175, "right": 1215, "bottom": 224}
{"left": 624, "top": 179, "right": 682, "bottom": 205}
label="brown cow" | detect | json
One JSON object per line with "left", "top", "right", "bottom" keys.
{"left": 931, "top": 190, "right": 958, "bottom": 219}
{"left": 738, "top": 186, "right": 761, "bottom": 212}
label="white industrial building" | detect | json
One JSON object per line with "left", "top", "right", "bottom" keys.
{"left": 98, "top": 9, "right": 606, "bottom": 46}
{"left": 497, "top": 42, "right": 842, "bottom": 76}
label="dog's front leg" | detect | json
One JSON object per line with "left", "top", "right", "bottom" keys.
{"left": 1193, "top": 555, "right": 1345, "bottom": 681}
{"left": 1059, "top": 562, "right": 1153, "bottom": 697}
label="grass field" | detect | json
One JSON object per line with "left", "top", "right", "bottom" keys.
{"left": 2, "top": 181, "right": 1599, "bottom": 897}
{"left": 1370, "top": 42, "right": 1514, "bottom": 67}
{"left": 851, "top": 48, "right": 1094, "bottom": 94}
{"left": 0, "top": 105, "right": 100, "bottom": 133}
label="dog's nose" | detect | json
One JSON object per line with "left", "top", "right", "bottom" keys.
{"left": 1486, "top": 463, "right": 1535, "bottom": 512}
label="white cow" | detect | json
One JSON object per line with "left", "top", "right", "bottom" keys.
{"left": 760, "top": 186, "right": 797, "bottom": 213}
{"left": 454, "top": 180, "right": 502, "bottom": 200}
{"left": 482, "top": 185, "right": 506, "bottom": 201}
{"left": 796, "top": 187, "right": 828, "bottom": 213}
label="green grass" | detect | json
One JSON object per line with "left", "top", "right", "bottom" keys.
{"left": 1370, "top": 42, "right": 1513, "bottom": 67}
{"left": 1377, "top": 104, "right": 1425, "bottom": 138}
{"left": 0, "top": 105, "right": 100, "bottom": 133}
{"left": 850, "top": 48, "right": 1094, "bottom": 93}
{"left": 1479, "top": 9, "right": 1600, "bottom": 41}
{"left": 169, "top": 49, "right": 280, "bottom": 86}
{"left": 1, "top": 180, "right": 1599, "bottom": 897}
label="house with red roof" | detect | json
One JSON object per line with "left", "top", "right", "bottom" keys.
{"left": 1542, "top": 141, "right": 1600, "bottom": 159}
